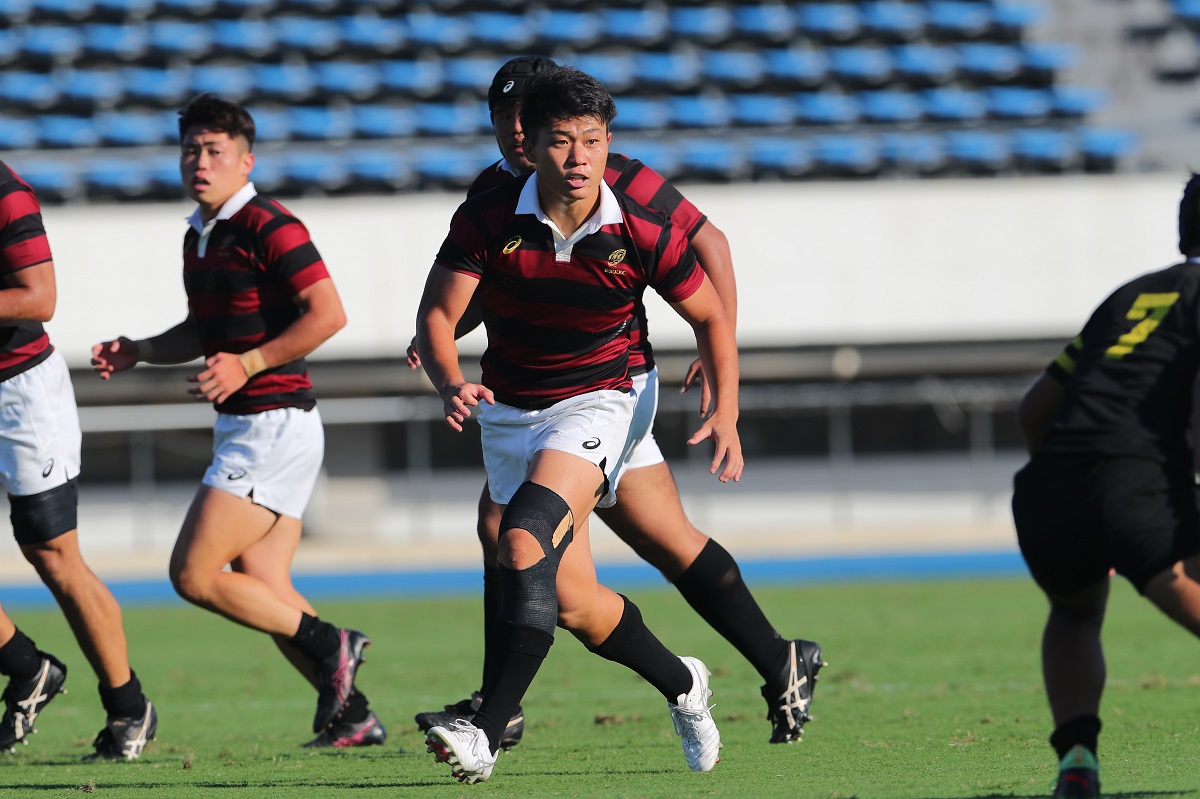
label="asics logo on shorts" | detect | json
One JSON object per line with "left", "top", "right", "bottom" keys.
{"left": 582, "top": 438, "right": 601, "bottom": 450}
{"left": 41, "top": 459, "right": 53, "bottom": 478}
{"left": 227, "top": 470, "right": 247, "bottom": 480}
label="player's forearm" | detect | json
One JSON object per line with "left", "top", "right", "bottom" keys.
{"left": 691, "top": 223, "right": 738, "bottom": 331}
{"left": 136, "top": 319, "right": 204, "bottom": 365}
{"left": 248, "top": 303, "right": 346, "bottom": 374}
{"left": 0, "top": 262, "right": 55, "bottom": 325}
{"left": 693, "top": 316, "right": 740, "bottom": 417}
{"left": 417, "top": 317, "right": 467, "bottom": 398}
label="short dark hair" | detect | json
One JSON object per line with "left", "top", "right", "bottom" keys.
{"left": 488, "top": 55, "right": 556, "bottom": 117}
{"left": 519, "top": 66, "right": 617, "bottom": 147}
{"left": 1179, "top": 172, "right": 1200, "bottom": 256}
{"left": 178, "top": 93, "right": 256, "bottom": 150}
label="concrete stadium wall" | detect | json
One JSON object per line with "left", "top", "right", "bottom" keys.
{"left": 43, "top": 172, "right": 1188, "bottom": 368}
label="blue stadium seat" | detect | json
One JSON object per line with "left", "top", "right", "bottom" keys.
{"left": 795, "top": 91, "right": 860, "bottom": 126}
{"left": 746, "top": 135, "right": 813, "bottom": 178}
{"left": 147, "top": 155, "right": 184, "bottom": 200}
{"left": 858, "top": 90, "right": 923, "bottom": 124}
{"left": 944, "top": 130, "right": 1013, "bottom": 173}
{"left": 252, "top": 63, "right": 316, "bottom": 103}
{"left": 892, "top": 44, "right": 957, "bottom": 86}
{"left": 339, "top": 15, "right": 406, "bottom": 55}
{"left": 351, "top": 104, "right": 417, "bottom": 138}
{"left": 926, "top": 1, "right": 992, "bottom": 40}
{"left": 614, "top": 139, "right": 680, "bottom": 178}
{"left": 860, "top": 2, "right": 925, "bottom": 43}
{"left": 93, "top": 0, "right": 155, "bottom": 17}
{"left": 442, "top": 56, "right": 503, "bottom": 95}
{"left": 30, "top": 0, "right": 91, "bottom": 22}
{"left": 1177, "top": 0, "right": 1200, "bottom": 27}
{"left": 530, "top": 9, "right": 600, "bottom": 50}
{"left": 210, "top": 19, "right": 276, "bottom": 59}
{"left": 0, "top": 0, "right": 32, "bottom": 25}
{"left": 414, "top": 144, "right": 495, "bottom": 189}
{"left": 94, "top": 110, "right": 176, "bottom": 147}
{"left": 189, "top": 64, "right": 254, "bottom": 102}
{"left": 279, "top": 152, "right": 349, "bottom": 194}
{"left": 406, "top": 11, "right": 470, "bottom": 51}
{"left": 1012, "top": 128, "right": 1076, "bottom": 171}
{"left": 611, "top": 97, "right": 669, "bottom": 131}
{"left": 985, "top": 86, "right": 1052, "bottom": 120}
{"left": 1077, "top": 127, "right": 1138, "bottom": 171}
{"left": 153, "top": 0, "right": 216, "bottom": 17}
{"left": 633, "top": 50, "right": 703, "bottom": 92}
{"left": 288, "top": 106, "right": 354, "bottom": 142}
{"left": 277, "top": 0, "right": 341, "bottom": 13}
{"left": 921, "top": 86, "right": 988, "bottom": 122}
{"left": 466, "top": 12, "right": 534, "bottom": 50}
{"left": 0, "top": 118, "right": 38, "bottom": 150}
{"left": 1021, "top": 42, "right": 1079, "bottom": 84}
{"left": 345, "top": 149, "right": 414, "bottom": 191}
{"left": 666, "top": 94, "right": 732, "bottom": 129}
{"left": 0, "top": 28, "right": 20, "bottom": 65}
{"left": 796, "top": 4, "right": 862, "bottom": 43}
{"left": 763, "top": 48, "right": 829, "bottom": 89}
{"left": 122, "top": 66, "right": 190, "bottom": 107}
{"left": 571, "top": 52, "right": 638, "bottom": 94}
{"left": 147, "top": 21, "right": 214, "bottom": 61}
{"left": 1050, "top": 86, "right": 1108, "bottom": 118}
{"left": 37, "top": 115, "right": 98, "bottom": 149}
{"left": 732, "top": 3, "right": 795, "bottom": 43}
{"left": 378, "top": 59, "right": 444, "bottom": 99}
{"left": 20, "top": 24, "right": 84, "bottom": 65}
{"left": 313, "top": 62, "right": 381, "bottom": 101}
{"left": 0, "top": 70, "right": 60, "bottom": 111}
{"left": 414, "top": 102, "right": 489, "bottom": 136}
{"left": 812, "top": 134, "right": 882, "bottom": 176}
{"left": 275, "top": 17, "right": 341, "bottom": 57}
{"left": 83, "top": 24, "right": 148, "bottom": 62}
{"left": 991, "top": 2, "right": 1045, "bottom": 40}
{"left": 214, "top": 0, "right": 276, "bottom": 17}
{"left": 246, "top": 155, "right": 284, "bottom": 194}
{"left": 678, "top": 139, "right": 746, "bottom": 181}
{"left": 250, "top": 107, "right": 291, "bottom": 142}
{"left": 85, "top": 162, "right": 153, "bottom": 199}
{"left": 11, "top": 160, "right": 78, "bottom": 202}
{"left": 59, "top": 68, "right": 126, "bottom": 110}
{"left": 669, "top": 6, "right": 734, "bottom": 43}
{"left": 731, "top": 93, "right": 796, "bottom": 126}
{"left": 599, "top": 8, "right": 669, "bottom": 47}
{"left": 956, "top": 43, "right": 1023, "bottom": 83}
{"left": 828, "top": 47, "right": 894, "bottom": 88}
{"left": 700, "top": 50, "right": 766, "bottom": 89}
{"left": 879, "top": 131, "right": 947, "bottom": 174}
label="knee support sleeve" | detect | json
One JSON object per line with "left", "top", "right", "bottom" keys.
{"left": 497, "top": 558, "right": 558, "bottom": 637}
{"left": 11, "top": 478, "right": 78, "bottom": 545}
{"left": 499, "top": 482, "right": 574, "bottom": 566}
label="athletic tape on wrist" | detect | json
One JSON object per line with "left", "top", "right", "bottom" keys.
{"left": 239, "top": 348, "right": 268, "bottom": 377}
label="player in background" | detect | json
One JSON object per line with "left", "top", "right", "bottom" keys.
{"left": 90, "top": 94, "right": 382, "bottom": 749}
{"left": 1013, "top": 174, "right": 1200, "bottom": 799}
{"left": 415, "top": 65, "right": 740, "bottom": 783}
{"left": 0, "top": 160, "right": 157, "bottom": 761}
{"left": 410, "top": 55, "right": 825, "bottom": 749}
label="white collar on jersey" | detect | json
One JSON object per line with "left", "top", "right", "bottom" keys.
{"left": 515, "top": 174, "right": 622, "bottom": 262}
{"left": 497, "top": 158, "right": 524, "bottom": 178}
{"left": 185, "top": 181, "right": 258, "bottom": 234}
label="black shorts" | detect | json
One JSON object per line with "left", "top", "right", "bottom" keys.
{"left": 1012, "top": 454, "right": 1200, "bottom": 595}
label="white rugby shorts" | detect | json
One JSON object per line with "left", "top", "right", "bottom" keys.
{"left": 479, "top": 388, "right": 636, "bottom": 509}
{"left": 202, "top": 406, "right": 324, "bottom": 519}
{"left": 0, "top": 351, "right": 81, "bottom": 497}
{"left": 618, "top": 368, "right": 666, "bottom": 474}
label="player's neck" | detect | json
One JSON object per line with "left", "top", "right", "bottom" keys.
{"left": 540, "top": 192, "right": 599, "bottom": 238}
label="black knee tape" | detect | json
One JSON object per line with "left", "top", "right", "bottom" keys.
{"left": 11, "top": 478, "right": 78, "bottom": 545}
{"left": 500, "top": 482, "right": 574, "bottom": 565}
{"left": 497, "top": 559, "right": 558, "bottom": 637}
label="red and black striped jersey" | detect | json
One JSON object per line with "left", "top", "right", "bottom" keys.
{"left": 0, "top": 161, "right": 54, "bottom": 382}
{"left": 435, "top": 176, "right": 704, "bottom": 410}
{"left": 1041, "top": 260, "right": 1200, "bottom": 470}
{"left": 183, "top": 193, "right": 330, "bottom": 415}
{"left": 467, "top": 153, "right": 708, "bottom": 375}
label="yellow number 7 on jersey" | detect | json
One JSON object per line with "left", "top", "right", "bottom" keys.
{"left": 1105, "top": 292, "right": 1181, "bottom": 359}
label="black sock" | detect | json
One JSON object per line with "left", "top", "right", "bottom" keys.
{"left": 674, "top": 539, "right": 789, "bottom": 684}
{"left": 0, "top": 628, "right": 42, "bottom": 680}
{"left": 480, "top": 566, "right": 501, "bottom": 697}
{"left": 289, "top": 613, "right": 340, "bottom": 662}
{"left": 99, "top": 672, "right": 146, "bottom": 719}
{"left": 1050, "top": 715, "right": 1102, "bottom": 760}
{"left": 589, "top": 595, "right": 691, "bottom": 701}
{"left": 473, "top": 624, "right": 552, "bottom": 755}
{"left": 340, "top": 690, "right": 370, "bottom": 724}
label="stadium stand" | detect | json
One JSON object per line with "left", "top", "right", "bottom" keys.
{"left": 0, "top": 0, "right": 1165, "bottom": 201}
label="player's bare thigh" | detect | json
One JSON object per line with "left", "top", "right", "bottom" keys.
{"left": 597, "top": 461, "right": 708, "bottom": 579}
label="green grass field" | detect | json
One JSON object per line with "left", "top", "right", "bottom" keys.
{"left": 0, "top": 577, "right": 1197, "bottom": 798}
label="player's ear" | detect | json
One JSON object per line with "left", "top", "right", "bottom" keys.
{"left": 241, "top": 151, "right": 255, "bottom": 179}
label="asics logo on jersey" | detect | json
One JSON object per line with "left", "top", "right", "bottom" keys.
{"left": 502, "top": 236, "right": 522, "bottom": 255}
{"left": 503, "top": 80, "right": 515, "bottom": 93}
{"left": 227, "top": 470, "right": 247, "bottom": 480}
{"left": 41, "top": 459, "right": 54, "bottom": 478}
{"left": 608, "top": 249, "right": 626, "bottom": 266}
{"left": 582, "top": 438, "right": 601, "bottom": 450}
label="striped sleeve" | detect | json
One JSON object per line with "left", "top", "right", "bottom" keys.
{"left": 433, "top": 202, "right": 488, "bottom": 280}
{"left": 649, "top": 217, "right": 705, "bottom": 304}
{"left": 261, "top": 202, "right": 329, "bottom": 295}
{"left": 608, "top": 155, "right": 707, "bottom": 240}
{"left": 0, "top": 174, "right": 53, "bottom": 273}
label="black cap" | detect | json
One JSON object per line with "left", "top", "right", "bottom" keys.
{"left": 488, "top": 56, "right": 557, "bottom": 115}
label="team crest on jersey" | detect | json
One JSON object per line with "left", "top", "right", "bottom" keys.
{"left": 608, "top": 249, "right": 626, "bottom": 266}
{"left": 502, "top": 236, "right": 522, "bottom": 255}
{"left": 216, "top": 234, "right": 236, "bottom": 257}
